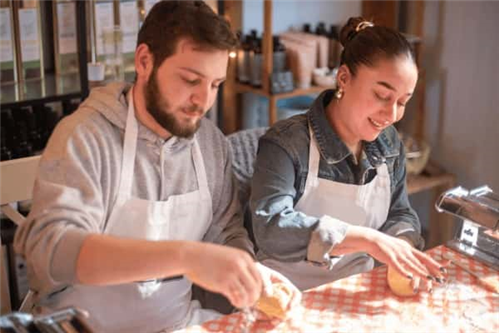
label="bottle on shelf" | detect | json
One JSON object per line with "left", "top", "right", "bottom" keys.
{"left": 249, "top": 36, "right": 263, "bottom": 87}
{"left": 272, "top": 36, "right": 286, "bottom": 73}
{"left": 249, "top": 29, "right": 258, "bottom": 41}
{"left": 270, "top": 35, "right": 294, "bottom": 94}
{"left": 303, "top": 23, "right": 312, "bottom": 33}
{"left": 315, "top": 21, "right": 327, "bottom": 36}
{"left": 236, "top": 32, "right": 251, "bottom": 84}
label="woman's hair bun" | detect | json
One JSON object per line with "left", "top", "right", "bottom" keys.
{"left": 338, "top": 16, "right": 414, "bottom": 74}
{"left": 339, "top": 17, "right": 372, "bottom": 48}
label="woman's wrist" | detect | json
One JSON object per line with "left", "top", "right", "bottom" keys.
{"left": 329, "top": 225, "right": 376, "bottom": 256}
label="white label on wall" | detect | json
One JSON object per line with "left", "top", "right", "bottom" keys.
{"left": 144, "top": 0, "right": 159, "bottom": 18}
{"left": 18, "top": 8, "right": 41, "bottom": 62}
{"left": 57, "top": 2, "right": 77, "bottom": 54}
{"left": 95, "top": 2, "right": 114, "bottom": 56}
{"left": 120, "top": 1, "right": 139, "bottom": 53}
{"left": 0, "top": 8, "right": 14, "bottom": 62}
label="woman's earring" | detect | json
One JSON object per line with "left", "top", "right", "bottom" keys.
{"left": 335, "top": 88, "right": 344, "bottom": 100}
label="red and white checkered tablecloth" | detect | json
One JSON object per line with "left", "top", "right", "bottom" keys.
{"left": 177, "top": 246, "right": 499, "bottom": 333}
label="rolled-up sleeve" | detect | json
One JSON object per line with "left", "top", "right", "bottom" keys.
{"left": 250, "top": 139, "right": 349, "bottom": 265}
{"left": 380, "top": 142, "right": 425, "bottom": 250}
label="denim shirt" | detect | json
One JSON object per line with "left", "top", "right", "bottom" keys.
{"left": 250, "top": 90, "right": 424, "bottom": 266}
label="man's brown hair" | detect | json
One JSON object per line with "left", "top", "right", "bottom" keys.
{"left": 137, "top": 0, "right": 238, "bottom": 68}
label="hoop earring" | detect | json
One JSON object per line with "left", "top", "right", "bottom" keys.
{"left": 335, "top": 88, "right": 344, "bottom": 100}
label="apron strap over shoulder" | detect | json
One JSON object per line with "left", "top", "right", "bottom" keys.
{"left": 118, "top": 87, "right": 139, "bottom": 197}
{"left": 308, "top": 125, "right": 321, "bottom": 178}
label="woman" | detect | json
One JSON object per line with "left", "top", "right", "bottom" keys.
{"left": 250, "top": 17, "right": 445, "bottom": 292}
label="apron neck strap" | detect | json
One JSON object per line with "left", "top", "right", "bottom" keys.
{"left": 375, "top": 161, "right": 389, "bottom": 177}
{"left": 191, "top": 138, "right": 208, "bottom": 190}
{"left": 308, "top": 125, "right": 321, "bottom": 176}
{"left": 117, "top": 87, "right": 139, "bottom": 196}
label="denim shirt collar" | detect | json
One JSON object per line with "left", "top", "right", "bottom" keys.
{"left": 307, "top": 90, "right": 400, "bottom": 167}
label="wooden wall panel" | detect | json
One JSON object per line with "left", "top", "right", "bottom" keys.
{"left": 362, "top": 0, "right": 399, "bottom": 29}
{"left": 221, "top": 0, "right": 242, "bottom": 134}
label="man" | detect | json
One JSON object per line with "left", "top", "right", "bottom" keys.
{"left": 14, "top": 1, "right": 263, "bottom": 332}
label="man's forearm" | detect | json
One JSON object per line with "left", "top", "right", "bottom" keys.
{"left": 76, "top": 234, "right": 189, "bottom": 285}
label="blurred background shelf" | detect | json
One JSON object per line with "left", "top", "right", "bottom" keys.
{"left": 407, "top": 162, "right": 456, "bottom": 195}
{"left": 407, "top": 161, "right": 457, "bottom": 249}
{"left": 0, "top": 73, "right": 83, "bottom": 109}
{"left": 234, "top": 83, "right": 330, "bottom": 124}
{"left": 234, "top": 82, "right": 328, "bottom": 99}
{"left": 224, "top": 0, "right": 335, "bottom": 132}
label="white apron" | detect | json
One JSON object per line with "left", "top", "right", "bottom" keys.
{"left": 38, "top": 88, "right": 220, "bottom": 333}
{"left": 261, "top": 126, "right": 391, "bottom": 291}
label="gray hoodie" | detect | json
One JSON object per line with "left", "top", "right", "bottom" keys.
{"left": 14, "top": 82, "right": 253, "bottom": 314}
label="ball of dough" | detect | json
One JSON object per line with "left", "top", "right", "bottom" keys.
{"left": 255, "top": 283, "right": 293, "bottom": 319}
{"left": 387, "top": 266, "right": 417, "bottom": 297}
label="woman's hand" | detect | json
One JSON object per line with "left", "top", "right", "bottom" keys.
{"left": 368, "top": 231, "right": 446, "bottom": 293}
{"left": 182, "top": 242, "right": 263, "bottom": 309}
{"left": 396, "top": 236, "right": 433, "bottom": 293}
{"left": 330, "top": 226, "right": 447, "bottom": 293}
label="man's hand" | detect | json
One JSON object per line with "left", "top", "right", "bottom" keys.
{"left": 183, "top": 242, "right": 262, "bottom": 309}
{"left": 256, "top": 263, "right": 301, "bottom": 310}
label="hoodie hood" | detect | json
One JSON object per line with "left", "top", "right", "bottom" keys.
{"left": 80, "top": 81, "right": 131, "bottom": 131}
{"left": 79, "top": 81, "right": 183, "bottom": 145}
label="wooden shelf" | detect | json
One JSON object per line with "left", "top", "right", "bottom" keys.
{"left": 0, "top": 73, "right": 83, "bottom": 109}
{"left": 234, "top": 83, "right": 329, "bottom": 99}
{"left": 407, "top": 161, "right": 456, "bottom": 195}
{"left": 405, "top": 161, "right": 457, "bottom": 249}
{"left": 224, "top": 1, "right": 332, "bottom": 131}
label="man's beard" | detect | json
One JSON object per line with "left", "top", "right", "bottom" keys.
{"left": 144, "top": 69, "right": 202, "bottom": 138}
